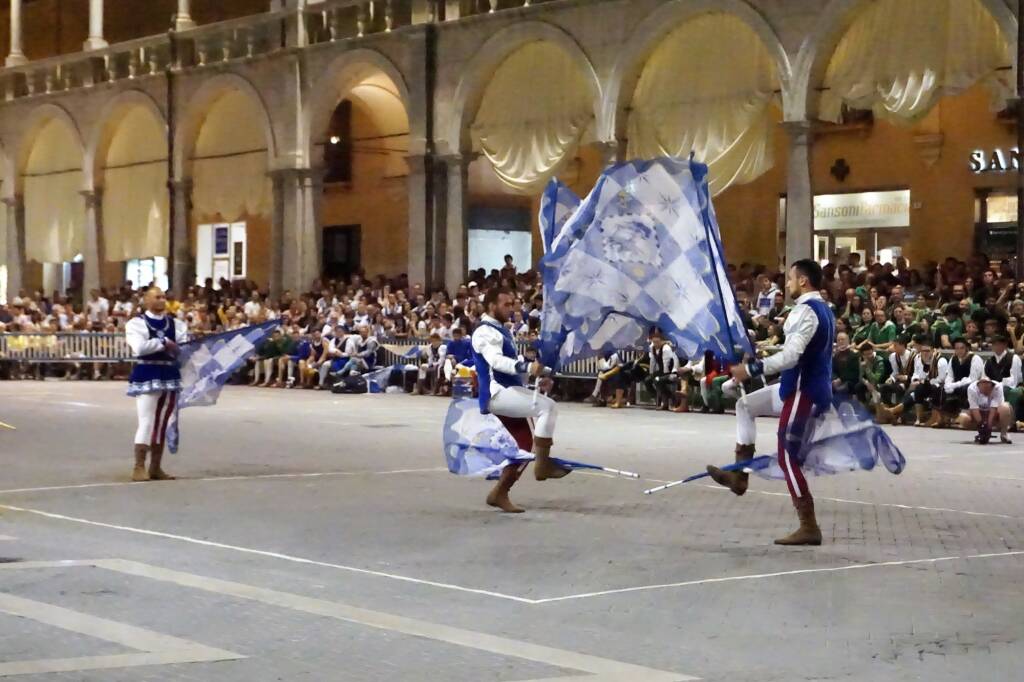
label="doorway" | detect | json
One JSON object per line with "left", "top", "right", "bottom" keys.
{"left": 322, "top": 225, "right": 361, "bottom": 280}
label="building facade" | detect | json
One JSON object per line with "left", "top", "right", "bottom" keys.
{"left": 0, "top": 0, "right": 1018, "bottom": 302}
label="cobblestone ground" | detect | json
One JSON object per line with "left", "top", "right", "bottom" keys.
{"left": 1, "top": 381, "right": 1022, "bottom": 681}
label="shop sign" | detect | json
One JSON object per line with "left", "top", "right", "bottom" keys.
{"left": 813, "top": 190, "right": 910, "bottom": 231}
{"left": 970, "top": 148, "right": 1021, "bottom": 174}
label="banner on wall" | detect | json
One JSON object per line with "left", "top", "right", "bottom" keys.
{"left": 813, "top": 190, "right": 910, "bottom": 231}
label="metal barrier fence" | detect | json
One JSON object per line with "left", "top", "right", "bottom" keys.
{"left": 0, "top": 333, "right": 131, "bottom": 363}
{"left": 379, "top": 340, "right": 647, "bottom": 380}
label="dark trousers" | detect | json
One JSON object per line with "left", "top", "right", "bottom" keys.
{"left": 901, "top": 382, "right": 939, "bottom": 410}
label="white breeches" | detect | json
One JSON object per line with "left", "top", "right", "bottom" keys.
{"left": 489, "top": 385, "right": 557, "bottom": 439}
{"left": 735, "top": 383, "right": 783, "bottom": 446}
{"left": 135, "top": 391, "right": 177, "bottom": 446}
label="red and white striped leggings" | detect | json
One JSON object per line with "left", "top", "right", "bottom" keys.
{"left": 134, "top": 391, "right": 177, "bottom": 446}
{"left": 777, "top": 391, "right": 814, "bottom": 502}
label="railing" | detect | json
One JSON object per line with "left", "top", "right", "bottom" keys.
{"left": 0, "top": 333, "right": 131, "bottom": 363}
{"left": 177, "top": 10, "right": 289, "bottom": 69}
{"left": 0, "top": 0, "right": 569, "bottom": 103}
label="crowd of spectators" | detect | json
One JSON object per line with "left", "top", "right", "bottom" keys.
{"left": 3, "top": 252, "right": 1024, "bottom": 436}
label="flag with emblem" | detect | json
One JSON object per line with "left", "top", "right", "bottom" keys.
{"left": 538, "top": 157, "right": 752, "bottom": 369}
{"left": 167, "top": 320, "right": 280, "bottom": 453}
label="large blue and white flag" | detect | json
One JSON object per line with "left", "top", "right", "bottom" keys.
{"left": 168, "top": 320, "right": 280, "bottom": 453}
{"left": 539, "top": 178, "right": 581, "bottom": 254}
{"left": 539, "top": 158, "right": 752, "bottom": 369}
{"left": 443, "top": 399, "right": 640, "bottom": 480}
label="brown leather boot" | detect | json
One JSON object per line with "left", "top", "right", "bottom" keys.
{"left": 913, "top": 404, "right": 927, "bottom": 427}
{"left": 132, "top": 444, "right": 150, "bottom": 482}
{"left": 486, "top": 464, "right": 525, "bottom": 513}
{"left": 774, "top": 497, "right": 822, "bottom": 546}
{"left": 533, "top": 436, "right": 571, "bottom": 481}
{"left": 706, "top": 444, "right": 755, "bottom": 496}
{"left": 927, "top": 408, "right": 944, "bottom": 428}
{"left": 148, "top": 444, "right": 176, "bottom": 481}
{"left": 886, "top": 403, "right": 905, "bottom": 425}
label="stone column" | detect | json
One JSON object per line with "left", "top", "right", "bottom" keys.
{"left": 6, "top": 0, "right": 27, "bottom": 67}
{"left": 83, "top": 0, "right": 107, "bottom": 50}
{"left": 783, "top": 120, "right": 814, "bottom": 270}
{"left": 79, "top": 189, "right": 102, "bottom": 295}
{"left": 272, "top": 168, "right": 321, "bottom": 296}
{"left": 439, "top": 154, "right": 471, "bottom": 292}
{"left": 169, "top": 179, "right": 193, "bottom": 295}
{"left": 172, "top": 0, "right": 196, "bottom": 31}
{"left": 1, "top": 196, "right": 24, "bottom": 295}
{"left": 406, "top": 153, "right": 434, "bottom": 290}
{"left": 594, "top": 139, "right": 625, "bottom": 167}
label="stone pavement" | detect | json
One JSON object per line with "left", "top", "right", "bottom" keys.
{"left": 0, "top": 381, "right": 1022, "bottom": 681}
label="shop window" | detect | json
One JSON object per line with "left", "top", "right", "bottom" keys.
{"left": 195, "top": 222, "right": 246, "bottom": 289}
{"left": 986, "top": 193, "right": 1017, "bottom": 224}
{"left": 126, "top": 257, "right": 168, "bottom": 291}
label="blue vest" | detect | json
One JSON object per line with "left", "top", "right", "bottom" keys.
{"left": 473, "top": 322, "right": 522, "bottom": 414}
{"left": 128, "top": 315, "right": 182, "bottom": 388}
{"left": 779, "top": 298, "right": 835, "bottom": 409}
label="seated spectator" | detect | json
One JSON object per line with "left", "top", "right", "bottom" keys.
{"left": 298, "top": 330, "right": 326, "bottom": 389}
{"left": 880, "top": 336, "right": 947, "bottom": 427}
{"left": 416, "top": 333, "right": 446, "bottom": 395}
{"left": 857, "top": 343, "right": 888, "bottom": 408}
{"left": 942, "top": 337, "right": 984, "bottom": 428}
{"left": 832, "top": 332, "right": 860, "bottom": 397}
{"left": 590, "top": 350, "right": 623, "bottom": 408}
{"left": 250, "top": 328, "right": 285, "bottom": 387}
{"left": 958, "top": 376, "right": 1012, "bottom": 444}
{"left": 645, "top": 332, "right": 679, "bottom": 411}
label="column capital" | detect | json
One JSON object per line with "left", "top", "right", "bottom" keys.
{"left": 436, "top": 152, "right": 477, "bottom": 168}
{"left": 781, "top": 120, "right": 814, "bottom": 144}
{"left": 79, "top": 188, "right": 103, "bottom": 207}
{"left": 405, "top": 153, "right": 434, "bottom": 175}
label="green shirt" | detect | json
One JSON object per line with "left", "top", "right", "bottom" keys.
{"left": 933, "top": 318, "right": 964, "bottom": 347}
{"left": 832, "top": 349, "right": 860, "bottom": 387}
{"left": 860, "top": 354, "right": 888, "bottom": 385}
{"left": 866, "top": 321, "right": 897, "bottom": 345}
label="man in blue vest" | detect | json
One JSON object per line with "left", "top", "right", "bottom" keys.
{"left": 472, "top": 287, "right": 568, "bottom": 513}
{"left": 125, "top": 286, "right": 188, "bottom": 482}
{"left": 724, "top": 259, "right": 835, "bottom": 546}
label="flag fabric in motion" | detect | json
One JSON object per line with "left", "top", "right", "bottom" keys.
{"left": 538, "top": 157, "right": 751, "bottom": 370}
{"left": 167, "top": 320, "right": 280, "bottom": 453}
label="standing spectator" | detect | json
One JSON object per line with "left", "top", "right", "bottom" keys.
{"left": 85, "top": 289, "right": 109, "bottom": 328}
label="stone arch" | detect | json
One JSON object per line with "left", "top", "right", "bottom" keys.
{"left": 15, "top": 102, "right": 85, "bottom": 191}
{"left": 304, "top": 48, "right": 413, "bottom": 162}
{"left": 86, "top": 88, "right": 167, "bottom": 182}
{"left": 606, "top": 0, "right": 790, "bottom": 143}
{"left": 173, "top": 71, "right": 276, "bottom": 179}
{"left": 445, "top": 20, "right": 603, "bottom": 156}
{"left": 790, "top": 0, "right": 1016, "bottom": 121}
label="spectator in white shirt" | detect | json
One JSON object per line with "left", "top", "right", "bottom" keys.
{"left": 881, "top": 335, "right": 948, "bottom": 426}
{"left": 942, "top": 337, "right": 985, "bottom": 425}
{"left": 959, "top": 376, "right": 1012, "bottom": 444}
{"left": 243, "top": 293, "right": 263, "bottom": 320}
{"left": 85, "top": 290, "right": 109, "bottom": 327}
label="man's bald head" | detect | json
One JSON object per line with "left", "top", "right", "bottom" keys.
{"left": 143, "top": 286, "right": 167, "bottom": 315}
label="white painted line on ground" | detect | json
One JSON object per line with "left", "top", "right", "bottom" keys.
{"left": 98, "top": 559, "right": 695, "bottom": 681}
{"left": 640, "top": 475, "right": 1024, "bottom": 521}
{"left": 0, "top": 467, "right": 445, "bottom": 496}
{"left": 530, "top": 550, "right": 1024, "bottom": 604}
{"left": 0, "top": 590, "right": 243, "bottom": 676}
{"left": 0, "top": 503, "right": 538, "bottom": 604}
{"left": 932, "top": 470, "right": 1024, "bottom": 483}
{"left": 0, "top": 535, "right": 14, "bottom": 541}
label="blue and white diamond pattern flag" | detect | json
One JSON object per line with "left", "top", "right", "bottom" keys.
{"left": 539, "top": 157, "right": 752, "bottom": 369}
{"left": 168, "top": 320, "right": 280, "bottom": 453}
